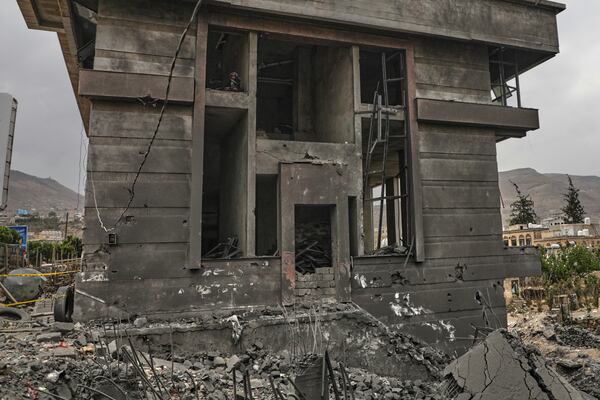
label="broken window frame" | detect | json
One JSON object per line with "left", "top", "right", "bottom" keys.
{"left": 188, "top": 14, "right": 425, "bottom": 267}
{"left": 359, "top": 48, "right": 414, "bottom": 256}
{"left": 489, "top": 47, "right": 522, "bottom": 108}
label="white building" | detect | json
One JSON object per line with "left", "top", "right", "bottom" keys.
{"left": 0, "top": 93, "right": 17, "bottom": 209}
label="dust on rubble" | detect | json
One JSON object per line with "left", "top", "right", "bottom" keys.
{"left": 509, "top": 307, "right": 600, "bottom": 398}
{"left": 0, "top": 306, "right": 449, "bottom": 400}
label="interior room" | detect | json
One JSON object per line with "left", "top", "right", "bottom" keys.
{"left": 206, "top": 29, "right": 249, "bottom": 92}
{"left": 201, "top": 107, "right": 248, "bottom": 257}
{"left": 256, "top": 36, "right": 355, "bottom": 143}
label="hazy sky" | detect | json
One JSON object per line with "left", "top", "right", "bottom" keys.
{"left": 0, "top": 0, "right": 598, "bottom": 193}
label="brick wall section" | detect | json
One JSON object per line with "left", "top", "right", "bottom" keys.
{"left": 295, "top": 267, "right": 336, "bottom": 298}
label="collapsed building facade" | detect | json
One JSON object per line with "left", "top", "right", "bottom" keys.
{"left": 17, "top": 0, "right": 563, "bottom": 354}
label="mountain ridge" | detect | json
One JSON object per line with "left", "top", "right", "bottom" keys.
{"left": 499, "top": 168, "right": 600, "bottom": 225}
{"left": 5, "top": 170, "right": 82, "bottom": 214}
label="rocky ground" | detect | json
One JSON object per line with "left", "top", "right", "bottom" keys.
{"left": 508, "top": 307, "right": 600, "bottom": 398}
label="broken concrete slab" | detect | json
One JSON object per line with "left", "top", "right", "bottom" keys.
{"left": 36, "top": 332, "right": 62, "bottom": 343}
{"left": 51, "top": 322, "right": 75, "bottom": 332}
{"left": 443, "top": 330, "right": 586, "bottom": 400}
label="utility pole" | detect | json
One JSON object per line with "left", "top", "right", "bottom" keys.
{"left": 64, "top": 211, "right": 69, "bottom": 240}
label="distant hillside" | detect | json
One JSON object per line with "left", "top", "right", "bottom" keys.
{"left": 499, "top": 168, "right": 600, "bottom": 226}
{"left": 5, "top": 170, "right": 82, "bottom": 214}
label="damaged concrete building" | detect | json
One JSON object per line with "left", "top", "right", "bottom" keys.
{"left": 17, "top": 0, "right": 563, "bottom": 353}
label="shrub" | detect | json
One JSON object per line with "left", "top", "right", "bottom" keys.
{"left": 0, "top": 226, "right": 21, "bottom": 245}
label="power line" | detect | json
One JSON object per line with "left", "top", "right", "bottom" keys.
{"left": 76, "top": 125, "right": 86, "bottom": 211}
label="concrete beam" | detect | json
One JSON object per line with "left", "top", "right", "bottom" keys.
{"left": 209, "top": 0, "right": 563, "bottom": 54}
{"left": 416, "top": 98, "right": 539, "bottom": 133}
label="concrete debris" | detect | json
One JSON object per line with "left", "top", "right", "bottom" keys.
{"left": 510, "top": 309, "right": 600, "bottom": 398}
{"left": 554, "top": 324, "right": 600, "bottom": 349}
{"left": 368, "top": 244, "right": 409, "bottom": 256}
{"left": 443, "top": 329, "right": 587, "bottom": 400}
{"left": 225, "top": 314, "right": 243, "bottom": 344}
{"left": 1, "top": 300, "right": 597, "bottom": 400}
{"left": 295, "top": 239, "right": 332, "bottom": 274}
{"left": 203, "top": 237, "right": 242, "bottom": 259}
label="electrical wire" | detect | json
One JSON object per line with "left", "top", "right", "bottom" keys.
{"left": 89, "top": 171, "right": 113, "bottom": 233}
{"left": 76, "top": 125, "right": 86, "bottom": 211}
{"left": 109, "top": 0, "right": 203, "bottom": 229}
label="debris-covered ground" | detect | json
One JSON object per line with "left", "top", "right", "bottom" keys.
{"left": 0, "top": 305, "right": 450, "bottom": 400}
{"left": 509, "top": 308, "right": 600, "bottom": 398}
{"left": 1, "top": 300, "right": 599, "bottom": 399}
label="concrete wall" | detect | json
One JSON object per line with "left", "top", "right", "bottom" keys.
{"left": 76, "top": 0, "right": 551, "bottom": 355}
{"left": 350, "top": 38, "right": 540, "bottom": 355}
{"left": 219, "top": 115, "right": 249, "bottom": 250}
{"left": 209, "top": 0, "right": 562, "bottom": 54}
{"left": 77, "top": 0, "right": 273, "bottom": 320}
{"left": 313, "top": 46, "right": 355, "bottom": 143}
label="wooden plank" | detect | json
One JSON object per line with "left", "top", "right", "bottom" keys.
{"left": 424, "top": 236, "right": 506, "bottom": 259}
{"left": 94, "top": 50, "right": 195, "bottom": 77}
{"left": 418, "top": 126, "right": 497, "bottom": 156}
{"left": 91, "top": 101, "right": 192, "bottom": 140}
{"left": 99, "top": 0, "right": 197, "bottom": 27}
{"left": 422, "top": 183, "right": 501, "bottom": 209}
{"left": 414, "top": 62, "right": 490, "bottom": 92}
{"left": 84, "top": 243, "right": 188, "bottom": 279}
{"left": 415, "top": 85, "right": 491, "bottom": 104}
{"left": 420, "top": 157, "right": 499, "bottom": 182}
{"left": 95, "top": 20, "right": 196, "bottom": 59}
{"left": 414, "top": 37, "right": 489, "bottom": 67}
{"left": 84, "top": 172, "right": 190, "bottom": 208}
{"left": 83, "top": 207, "right": 189, "bottom": 244}
{"left": 87, "top": 137, "right": 190, "bottom": 173}
{"left": 79, "top": 70, "right": 194, "bottom": 103}
{"left": 385, "top": 308, "right": 508, "bottom": 353}
{"left": 351, "top": 252, "right": 540, "bottom": 286}
{"left": 76, "top": 273, "right": 281, "bottom": 314}
{"left": 422, "top": 212, "right": 502, "bottom": 238}
{"left": 352, "top": 283, "right": 505, "bottom": 315}
{"left": 84, "top": 243, "right": 280, "bottom": 280}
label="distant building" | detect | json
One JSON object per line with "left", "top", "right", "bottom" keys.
{"left": 0, "top": 93, "right": 17, "bottom": 210}
{"left": 503, "top": 219, "right": 600, "bottom": 249}
{"left": 35, "top": 230, "right": 64, "bottom": 242}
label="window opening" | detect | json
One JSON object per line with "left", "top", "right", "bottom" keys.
{"left": 361, "top": 50, "right": 412, "bottom": 255}
{"left": 490, "top": 47, "right": 521, "bottom": 107}
{"left": 257, "top": 36, "right": 354, "bottom": 143}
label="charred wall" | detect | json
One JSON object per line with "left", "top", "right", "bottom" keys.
{"left": 75, "top": 0, "right": 547, "bottom": 356}
{"left": 351, "top": 39, "right": 539, "bottom": 355}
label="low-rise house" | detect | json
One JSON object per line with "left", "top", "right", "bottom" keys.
{"left": 17, "top": 0, "right": 563, "bottom": 353}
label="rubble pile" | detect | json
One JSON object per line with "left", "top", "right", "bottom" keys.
{"left": 0, "top": 301, "right": 596, "bottom": 400}
{"left": 509, "top": 310, "right": 600, "bottom": 398}
{"left": 0, "top": 303, "right": 452, "bottom": 400}
{"left": 0, "top": 322, "right": 447, "bottom": 400}
{"left": 554, "top": 324, "right": 600, "bottom": 349}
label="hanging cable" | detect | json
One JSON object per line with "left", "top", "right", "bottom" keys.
{"left": 89, "top": 171, "right": 113, "bottom": 233}
{"left": 110, "top": 0, "right": 203, "bottom": 229}
{"left": 76, "top": 125, "right": 86, "bottom": 211}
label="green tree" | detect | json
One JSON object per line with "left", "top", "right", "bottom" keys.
{"left": 562, "top": 175, "right": 585, "bottom": 223}
{"left": 0, "top": 227, "right": 21, "bottom": 245}
{"left": 509, "top": 182, "right": 538, "bottom": 225}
